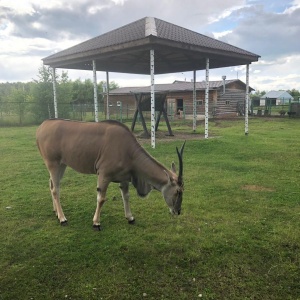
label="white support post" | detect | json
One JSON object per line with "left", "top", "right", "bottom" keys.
{"left": 150, "top": 49, "right": 155, "bottom": 148}
{"left": 193, "top": 70, "right": 197, "bottom": 132}
{"left": 92, "top": 60, "right": 99, "bottom": 122}
{"left": 52, "top": 67, "right": 58, "bottom": 118}
{"left": 106, "top": 71, "right": 110, "bottom": 120}
{"left": 205, "top": 58, "right": 210, "bottom": 139}
{"left": 245, "top": 64, "right": 249, "bottom": 135}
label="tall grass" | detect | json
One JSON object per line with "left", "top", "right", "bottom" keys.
{"left": 0, "top": 118, "right": 299, "bottom": 299}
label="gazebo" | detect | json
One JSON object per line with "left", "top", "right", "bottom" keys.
{"left": 43, "top": 16, "right": 260, "bottom": 148}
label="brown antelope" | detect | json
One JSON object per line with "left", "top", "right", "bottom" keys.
{"left": 36, "top": 119, "right": 185, "bottom": 230}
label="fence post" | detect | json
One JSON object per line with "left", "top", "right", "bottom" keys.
{"left": 19, "top": 102, "right": 23, "bottom": 125}
{"left": 119, "top": 102, "right": 123, "bottom": 122}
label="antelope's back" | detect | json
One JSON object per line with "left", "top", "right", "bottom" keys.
{"left": 36, "top": 119, "right": 137, "bottom": 175}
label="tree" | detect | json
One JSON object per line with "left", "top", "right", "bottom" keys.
{"left": 287, "top": 89, "right": 300, "bottom": 101}
{"left": 250, "top": 90, "right": 266, "bottom": 99}
{"left": 57, "top": 71, "right": 72, "bottom": 119}
{"left": 0, "top": 66, "right": 121, "bottom": 125}
{"left": 31, "top": 65, "right": 54, "bottom": 122}
{"left": 8, "top": 85, "right": 27, "bottom": 125}
{"left": 0, "top": 82, "right": 33, "bottom": 125}
{"left": 71, "top": 79, "right": 94, "bottom": 104}
{"left": 97, "top": 80, "right": 119, "bottom": 113}
{"left": 0, "top": 83, "right": 13, "bottom": 118}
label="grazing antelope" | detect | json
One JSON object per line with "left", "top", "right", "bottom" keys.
{"left": 36, "top": 119, "right": 185, "bottom": 230}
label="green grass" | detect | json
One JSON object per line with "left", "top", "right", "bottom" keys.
{"left": 0, "top": 118, "right": 299, "bottom": 299}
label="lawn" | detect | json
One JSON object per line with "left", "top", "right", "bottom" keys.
{"left": 0, "top": 117, "right": 299, "bottom": 299}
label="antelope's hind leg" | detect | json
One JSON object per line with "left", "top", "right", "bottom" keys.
{"left": 120, "top": 181, "right": 135, "bottom": 224}
{"left": 47, "top": 162, "right": 67, "bottom": 225}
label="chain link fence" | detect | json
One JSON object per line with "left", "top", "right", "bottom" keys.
{"left": 251, "top": 98, "right": 300, "bottom": 117}
{"left": 0, "top": 101, "right": 201, "bottom": 126}
{"left": 0, "top": 102, "right": 107, "bottom": 126}
{"left": 2, "top": 100, "right": 299, "bottom": 127}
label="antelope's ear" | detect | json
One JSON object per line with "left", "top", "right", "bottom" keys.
{"left": 171, "top": 162, "right": 176, "bottom": 173}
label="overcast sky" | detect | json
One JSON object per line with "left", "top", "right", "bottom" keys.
{"left": 1, "top": 0, "right": 300, "bottom": 91}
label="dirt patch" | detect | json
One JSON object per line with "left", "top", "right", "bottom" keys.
{"left": 241, "top": 185, "right": 275, "bottom": 192}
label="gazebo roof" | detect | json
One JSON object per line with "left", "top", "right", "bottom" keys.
{"left": 43, "top": 17, "right": 260, "bottom": 75}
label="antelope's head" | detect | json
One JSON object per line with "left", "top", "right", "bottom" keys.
{"left": 162, "top": 141, "right": 186, "bottom": 215}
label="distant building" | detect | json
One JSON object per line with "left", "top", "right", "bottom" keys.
{"left": 109, "top": 79, "right": 254, "bottom": 118}
{"left": 260, "top": 91, "right": 293, "bottom": 106}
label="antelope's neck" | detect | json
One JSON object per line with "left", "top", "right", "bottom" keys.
{"left": 133, "top": 149, "right": 168, "bottom": 191}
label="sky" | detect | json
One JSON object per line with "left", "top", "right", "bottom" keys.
{"left": 0, "top": 0, "right": 300, "bottom": 92}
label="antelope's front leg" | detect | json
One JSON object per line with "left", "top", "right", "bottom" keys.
{"left": 93, "top": 182, "right": 108, "bottom": 231}
{"left": 120, "top": 181, "right": 135, "bottom": 224}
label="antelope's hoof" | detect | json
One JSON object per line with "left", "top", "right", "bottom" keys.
{"left": 128, "top": 218, "right": 135, "bottom": 225}
{"left": 60, "top": 220, "right": 68, "bottom": 226}
{"left": 93, "top": 224, "right": 102, "bottom": 231}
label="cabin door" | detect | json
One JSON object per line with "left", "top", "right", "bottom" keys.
{"left": 176, "top": 98, "right": 183, "bottom": 117}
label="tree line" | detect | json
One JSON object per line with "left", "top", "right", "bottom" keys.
{"left": 0, "top": 65, "right": 119, "bottom": 125}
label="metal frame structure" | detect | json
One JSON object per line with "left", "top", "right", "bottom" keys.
{"left": 43, "top": 17, "right": 259, "bottom": 147}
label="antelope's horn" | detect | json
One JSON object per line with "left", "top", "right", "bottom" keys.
{"left": 176, "top": 140, "right": 186, "bottom": 183}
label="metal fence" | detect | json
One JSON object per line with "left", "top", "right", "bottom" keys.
{"left": 251, "top": 101, "right": 300, "bottom": 117}
{"left": 0, "top": 102, "right": 103, "bottom": 126}
{"left": 0, "top": 101, "right": 200, "bottom": 126}
{"left": 1, "top": 100, "right": 299, "bottom": 127}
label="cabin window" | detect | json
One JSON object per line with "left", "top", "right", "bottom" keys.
{"left": 226, "top": 100, "right": 230, "bottom": 105}
{"left": 196, "top": 100, "right": 203, "bottom": 106}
